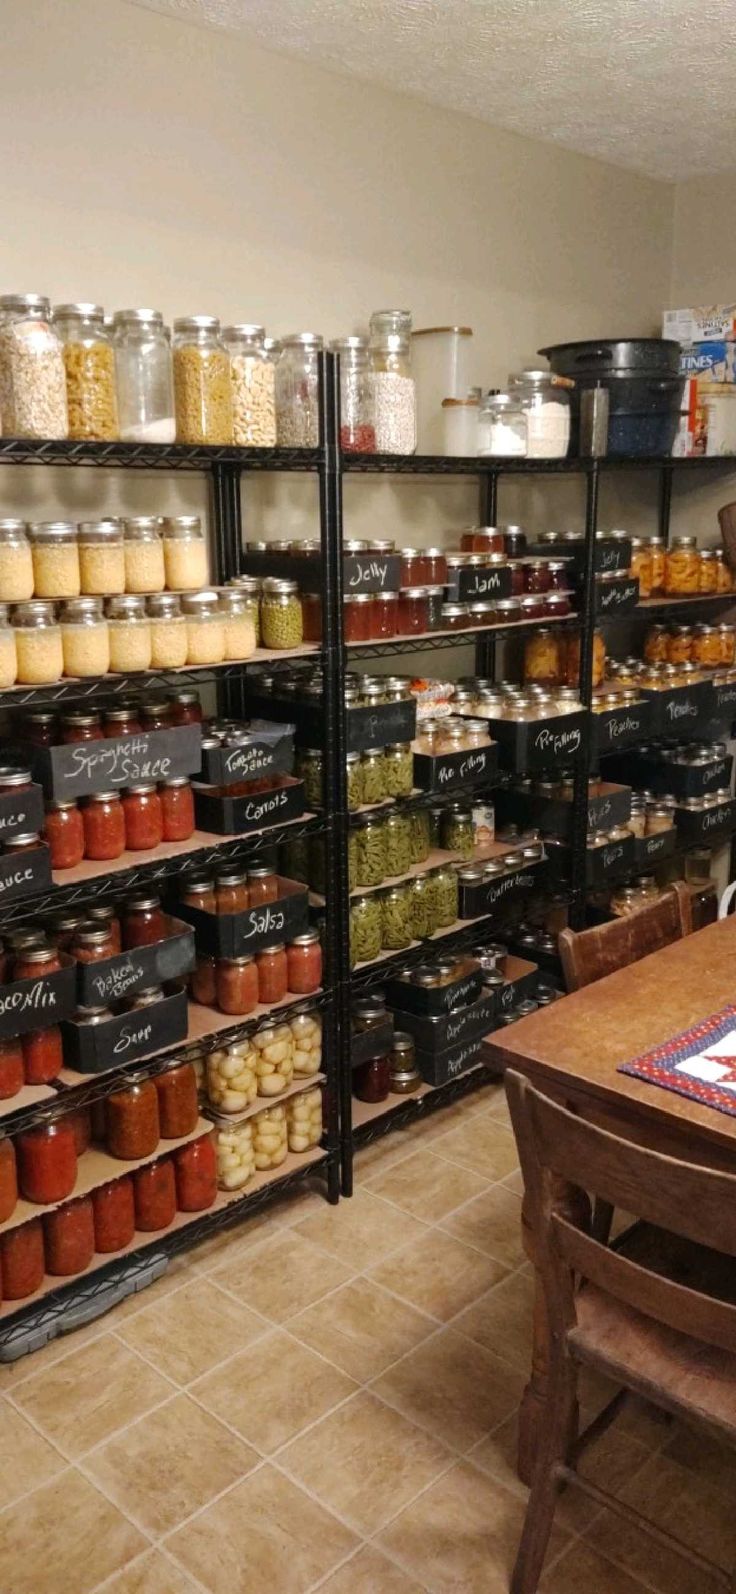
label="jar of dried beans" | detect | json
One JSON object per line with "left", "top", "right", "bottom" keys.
{"left": 0, "top": 293, "right": 68, "bottom": 439}
{"left": 369, "top": 309, "right": 416, "bottom": 454}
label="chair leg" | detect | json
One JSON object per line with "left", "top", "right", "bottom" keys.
{"left": 510, "top": 1360, "right": 578, "bottom": 1594}
{"left": 591, "top": 1198, "right": 614, "bottom": 1244}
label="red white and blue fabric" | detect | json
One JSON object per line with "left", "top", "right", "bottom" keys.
{"left": 620, "top": 1003, "right": 736, "bottom": 1116}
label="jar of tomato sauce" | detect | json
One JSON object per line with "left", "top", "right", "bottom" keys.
{"left": 44, "top": 799, "right": 85, "bottom": 869}
{"left": 60, "top": 711, "right": 104, "bottom": 744}
{"left": 105, "top": 1075, "right": 160, "bottom": 1160}
{"left": 215, "top": 954, "right": 258, "bottom": 1015}
{"left": 159, "top": 777, "right": 195, "bottom": 841}
{"left": 190, "top": 954, "right": 217, "bottom": 1006}
{"left": 286, "top": 930, "right": 322, "bottom": 995}
{"left": 122, "top": 784, "right": 163, "bottom": 852}
{"left": 13, "top": 943, "right": 61, "bottom": 980}
{"left": 256, "top": 943, "right": 288, "bottom": 1004}
{"left": 43, "top": 1195, "right": 95, "bottom": 1276}
{"left": 93, "top": 1176, "right": 135, "bottom": 1251}
{"left": 215, "top": 871, "right": 249, "bottom": 914}
{"left": 83, "top": 791, "right": 126, "bottom": 861}
{"left": 103, "top": 706, "right": 142, "bottom": 737}
{"left": 122, "top": 894, "right": 167, "bottom": 949}
{"left": 71, "top": 923, "right": 116, "bottom": 963}
{"left": 22, "top": 1025, "right": 63, "bottom": 1085}
{"left": 154, "top": 1061, "right": 199, "bottom": 1137}
{"left": 0, "top": 1137, "right": 18, "bottom": 1221}
{"left": 169, "top": 690, "right": 202, "bottom": 726}
{"left": 87, "top": 903, "right": 122, "bottom": 952}
{"left": 140, "top": 698, "right": 173, "bottom": 732}
{"left": 16, "top": 1117, "right": 77, "bottom": 1203}
{"left": 0, "top": 1038, "right": 23, "bottom": 1100}
{"left": 21, "top": 711, "right": 56, "bottom": 746}
{"left": 0, "top": 766, "right": 33, "bottom": 797}
{"left": 174, "top": 1135, "right": 217, "bottom": 1211}
{"left": 134, "top": 1157, "right": 176, "bottom": 1230}
{"left": 247, "top": 863, "right": 279, "bottom": 905}
{"left": 66, "top": 1106, "right": 92, "bottom": 1155}
{"left": 0, "top": 1218, "right": 44, "bottom": 1299}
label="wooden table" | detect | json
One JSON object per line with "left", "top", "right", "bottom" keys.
{"left": 484, "top": 915, "right": 736, "bottom": 1483}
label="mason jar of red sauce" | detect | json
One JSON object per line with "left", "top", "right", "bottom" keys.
{"left": 0, "top": 766, "right": 33, "bottom": 797}
{"left": 60, "top": 711, "right": 104, "bottom": 744}
{"left": 5, "top": 832, "right": 43, "bottom": 858}
{"left": 13, "top": 943, "right": 61, "bottom": 980}
{"left": 0, "top": 1137, "right": 18, "bottom": 1221}
{"left": 133, "top": 1158, "right": 176, "bottom": 1231}
{"left": 93, "top": 1176, "right": 135, "bottom": 1252}
{"left": 16, "top": 1118, "right": 77, "bottom": 1203}
{"left": 190, "top": 955, "right": 217, "bottom": 1006}
{"left": 154, "top": 1062, "right": 199, "bottom": 1138}
{"left": 0, "top": 1038, "right": 24, "bottom": 1100}
{"left": 71, "top": 923, "right": 116, "bottom": 963}
{"left": 140, "top": 698, "right": 173, "bottom": 732}
{"left": 21, "top": 711, "right": 56, "bottom": 746}
{"left": 87, "top": 903, "right": 122, "bottom": 952}
{"left": 22, "top": 1026, "right": 63, "bottom": 1085}
{"left": 0, "top": 1218, "right": 44, "bottom": 1299}
{"left": 51, "top": 910, "right": 89, "bottom": 951}
{"left": 43, "top": 1195, "right": 95, "bottom": 1276}
{"left": 255, "top": 943, "right": 288, "bottom": 1004}
{"left": 105, "top": 1075, "right": 160, "bottom": 1160}
{"left": 159, "top": 777, "right": 195, "bottom": 842}
{"left": 215, "top": 871, "right": 249, "bottom": 914}
{"left": 169, "top": 690, "right": 202, "bottom": 726}
{"left": 215, "top": 954, "right": 258, "bottom": 1015}
{"left": 83, "top": 791, "right": 126, "bottom": 861}
{"left": 247, "top": 863, "right": 279, "bottom": 905}
{"left": 122, "top": 894, "right": 167, "bottom": 949}
{"left": 65, "top": 1106, "right": 92, "bottom": 1156}
{"left": 286, "top": 930, "right": 322, "bottom": 995}
{"left": 44, "top": 799, "right": 85, "bottom": 869}
{"left": 122, "top": 785, "right": 163, "bottom": 852}
{"left": 173, "top": 1136, "right": 217, "bottom": 1212}
{"left": 103, "top": 706, "right": 142, "bottom": 738}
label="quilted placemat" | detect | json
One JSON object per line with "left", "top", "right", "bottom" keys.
{"left": 619, "top": 1003, "right": 736, "bottom": 1116}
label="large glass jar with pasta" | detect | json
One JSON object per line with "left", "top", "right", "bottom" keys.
{"left": 222, "top": 323, "right": 276, "bottom": 446}
{"left": 12, "top": 601, "right": 63, "bottom": 684}
{"left": 628, "top": 536, "right": 652, "bottom": 599}
{"left": 350, "top": 892, "right": 382, "bottom": 965}
{"left": 0, "top": 294, "right": 68, "bottom": 438}
{"left": 78, "top": 520, "right": 125, "bottom": 596}
{"left": 380, "top": 883, "right": 411, "bottom": 949}
{"left": 274, "top": 333, "right": 323, "bottom": 447}
{"left": 53, "top": 303, "right": 119, "bottom": 440}
{"left": 218, "top": 588, "right": 257, "bottom": 660}
{"left": 524, "top": 626, "right": 564, "bottom": 686}
{"left": 173, "top": 316, "right": 233, "bottom": 444}
{"left": 565, "top": 627, "right": 605, "bottom": 690}
{"left": 106, "top": 594, "right": 152, "bottom": 673}
{"left": 356, "top": 815, "right": 387, "bottom": 887}
{"left": 60, "top": 597, "right": 110, "bottom": 678}
{"left": 147, "top": 593, "right": 188, "bottom": 668}
{"left": 161, "top": 516, "right": 209, "bottom": 591}
{"left": 0, "top": 520, "right": 33, "bottom": 602}
{"left": 182, "top": 591, "right": 225, "bottom": 665}
{"left": 28, "top": 521, "right": 80, "bottom": 599}
{"left": 665, "top": 536, "right": 699, "bottom": 596}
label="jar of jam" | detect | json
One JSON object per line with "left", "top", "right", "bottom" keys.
{"left": 71, "top": 922, "right": 116, "bottom": 963}
{"left": 524, "top": 559, "right": 552, "bottom": 595}
{"left": 544, "top": 591, "right": 572, "bottom": 620}
{"left": 0, "top": 1136, "right": 18, "bottom": 1221}
{"left": 507, "top": 563, "right": 525, "bottom": 597}
{"left": 440, "top": 602, "right": 470, "bottom": 631}
{"left": 0, "top": 1037, "right": 23, "bottom": 1099}
{"left": 256, "top": 943, "right": 288, "bottom": 1004}
{"left": 286, "top": 930, "right": 322, "bottom": 995}
{"left": 16, "top": 1117, "right": 77, "bottom": 1203}
{"left": 43, "top": 1195, "right": 95, "bottom": 1276}
{"left": 247, "top": 863, "right": 279, "bottom": 905}
{"left": 344, "top": 593, "right": 373, "bottom": 644}
{"left": 133, "top": 1158, "right": 176, "bottom": 1231}
{"left": 60, "top": 711, "right": 104, "bottom": 744}
{"left": 665, "top": 536, "right": 699, "bottom": 596}
{"left": 66, "top": 1106, "right": 92, "bottom": 1155}
{"left": 399, "top": 548, "right": 424, "bottom": 586}
{"left": 21, "top": 711, "right": 56, "bottom": 746}
{"left": 159, "top": 777, "right": 195, "bottom": 841}
{"left": 182, "top": 875, "right": 217, "bottom": 914}
{"left": 82, "top": 791, "right": 126, "bottom": 861}
{"left": 87, "top": 903, "right": 122, "bottom": 952}
{"left": 547, "top": 559, "right": 572, "bottom": 592}
{"left": 154, "top": 1061, "right": 199, "bottom": 1137}
{"left": 190, "top": 953, "right": 217, "bottom": 1006}
{"left": 370, "top": 591, "right": 398, "bottom": 640}
{"left": 460, "top": 527, "right": 504, "bottom": 555}
{"left": 105, "top": 1074, "right": 160, "bottom": 1159}
{"left": 173, "top": 1135, "right": 217, "bottom": 1212}
{"left": 103, "top": 706, "right": 142, "bottom": 737}
{"left": 122, "top": 784, "right": 163, "bottom": 852}
{"left": 215, "top": 870, "right": 249, "bottom": 914}
{"left": 216, "top": 954, "right": 259, "bottom": 1015}
{"left": 397, "top": 587, "right": 429, "bottom": 635}
{"left": 504, "top": 526, "right": 526, "bottom": 557}
{"left": 122, "top": 894, "right": 167, "bottom": 948}
{"left": 140, "top": 698, "right": 173, "bottom": 732}
{"left": 22, "top": 1025, "right": 63, "bottom": 1085}
{"left": 93, "top": 1175, "right": 135, "bottom": 1252}
{"left": 0, "top": 1218, "right": 44, "bottom": 1299}
{"left": 169, "top": 690, "right": 203, "bottom": 726}
{"left": 44, "top": 798, "right": 84, "bottom": 869}
{"left": 353, "top": 1054, "right": 391, "bottom": 1102}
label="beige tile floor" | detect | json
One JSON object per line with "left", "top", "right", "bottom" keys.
{"left": 0, "top": 1080, "right": 730, "bottom": 1593}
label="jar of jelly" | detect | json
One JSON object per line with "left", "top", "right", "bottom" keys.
{"left": 93, "top": 1175, "right": 135, "bottom": 1252}
{"left": 122, "top": 894, "right": 167, "bottom": 948}
{"left": 370, "top": 591, "right": 398, "bottom": 640}
{"left": 82, "top": 790, "right": 126, "bottom": 861}
{"left": 399, "top": 548, "right": 424, "bottom": 586}
{"left": 461, "top": 527, "right": 504, "bottom": 555}
{"left": 216, "top": 954, "right": 259, "bottom": 1015}
{"left": 154, "top": 1061, "right": 199, "bottom": 1137}
{"left": 173, "top": 1136, "right": 217, "bottom": 1212}
{"left": 256, "top": 943, "right": 289, "bottom": 1003}
{"left": 43, "top": 1195, "right": 95, "bottom": 1276}
{"left": 344, "top": 593, "right": 373, "bottom": 643}
{"left": 0, "top": 1218, "right": 44, "bottom": 1299}
{"left": 105, "top": 1074, "right": 160, "bottom": 1159}
{"left": 286, "top": 930, "right": 322, "bottom": 995}
{"left": 159, "top": 776, "right": 195, "bottom": 841}
{"left": 0, "top": 1137, "right": 18, "bottom": 1221}
{"left": 44, "top": 798, "right": 85, "bottom": 869}
{"left": 133, "top": 1158, "right": 177, "bottom": 1231}
{"left": 17, "top": 1117, "right": 77, "bottom": 1203}
{"left": 524, "top": 559, "right": 552, "bottom": 594}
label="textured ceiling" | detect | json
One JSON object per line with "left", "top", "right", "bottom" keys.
{"left": 128, "top": 0, "right": 736, "bottom": 181}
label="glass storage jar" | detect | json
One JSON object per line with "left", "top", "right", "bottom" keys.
{"left": 296, "top": 748, "right": 323, "bottom": 809}
{"left": 134, "top": 1158, "right": 176, "bottom": 1231}
{"left": 60, "top": 597, "right": 110, "bottom": 678}
{"left": 290, "top": 1005, "right": 322, "bottom": 1075}
{"left": 106, "top": 594, "right": 152, "bottom": 672}
{"left": 252, "top": 1103, "right": 288, "bottom": 1169}
{"left": 433, "top": 863, "right": 460, "bottom": 926}
{"left": 287, "top": 933, "right": 322, "bottom": 997}
{"left": 0, "top": 293, "right": 68, "bottom": 438}
{"left": 256, "top": 943, "right": 289, "bottom": 1003}
{"left": 698, "top": 549, "right": 719, "bottom": 594}
{"left": 0, "top": 1137, "right": 17, "bottom": 1221}
{"left": 77, "top": 519, "right": 125, "bottom": 596}
{"left": 17, "top": 1117, "right": 77, "bottom": 1203}
{"left": 28, "top": 521, "right": 80, "bottom": 599}
{"left": 222, "top": 323, "right": 276, "bottom": 446}
{"left": 206, "top": 1040, "right": 257, "bottom": 1113}
{"left": 385, "top": 812, "right": 412, "bottom": 877}
{"left": 397, "top": 587, "right": 429, "bottom": 635}
{"left": 12, "top": 601, "right": 63, "bottom": 684}
{"left": 173, "top": 1136, "right": 217, "bottom": 1212}
{"left": 667, "top": 625, "right": 694, "bottom": 663}
{"left": 44, "top": 798, "right": 84, "bottom": 869}
{"left": 350, "top": 891, "right": 383, "bottom": 965}
{"left": 356, "top": 815, "right": 387, "bottom": 887}
{"left": 113, "top": 308, "right": 175, "bottom": 443}
{"left": 524, "top": 627, "right": 564, "bottom": 686}
{"left": 218, "top": 588, "right": 257, "bottom": 660}
{"left": 715, "top": 549, "right": 732, "bottom": 592}
{"left": 0, "top": 1219, "right": 44, "bottom": 1299}
{"left": 301, "top": 591, "right": 322, "bottom": 643}
{"left": 160, "top": 777, "right": 195, "bottom": 841}
{"left": 384, "top": 743, "right": 413, "bottom": 798}
{"left": 122, "top": 784, "right": 163, "bottom": 851}
{"left": 261, "top": 578, "right": 303, "bottom": 648}
{"left": 287, "top": 1086, "right": 322, "bottom": 1151}
{"left": 93, "top": 1176, "right": 135, "bottom": 1252}
{"left": 719, "top": 624, "right": 736, "bottom": 665}
{"left": 54, "top": 303, "right": 118, "bottom": 440}
{"left": 629, "top": 537, "right": 652, "bottom": 598}
{"left": 160, "top": 515, "right": 209, "bottom": 591}
{"left": 478, "top": 391, "right": 527, "bottom": 457}
{"left": 213, "top": 1119, "right": 256, "bottom": 1191}
{"left": 360, "top": 749, "right": 387, "bottom": 806}
{"left": 43, "top": 1195, "right": 95, "bottom": 1276}
{"left": 346, "top": 752, "right": 363, "bottom": 811}
{"left": 0, "top": 519, "right": 33, "bottom": 601}
{"left": 369, "top": 309, "right": 416, "bottom": 454}
{"left": 390, "top": 1032, "right": 421, "bottom": 1093}
{"left": 275, "top": 332, "right": 323, "bottom": 447}
{"left": 22, "top": 1022, "right": 63, "bottom": 1085}
{"left": 644, "top": 623, "right": 668, "bottom": 664}
{"left": 441, "top": 804, "right": 474, "bottom": 860}
{"left": 145, "top": 592, "right": 187, "bottom": 668}
{"left": 510, "top": 369, "right": 570, "bottom": 459}
{"left": 216, "top": 954, "right": 259, "bottom": 1015}
{"left": 122, "top": 516, "right": 165, "bottom": 593}
{"left": 406, "top": 873, "right": 429, "bottom": 938}
{"left": 122, "top": 894, "right": 167, "bottom": 948}
{"left": 0, "top": 1036, "right": 24, "bottom": 1099}
{"left": 408, "top": 807, "right": 431, "bottom": 864}
{"left": 344, "top": 593, "right": 373, "bottom": 643}
{"left": 0, "top": 603, "right": 17, "bottom": 687}
{"left": 381, "top": 883, "right": 411, "bottom": 949}
{"left": 60, "top": 710, "right": 103, "bottom": 742}
{"left": 370, "top": 590, "right": 398, "bottom": 639}
{"left": 665, "top": 536, "right": 699, "bottom": 595}
{"left": 82, "top": 790, "right": 125, "bottom": 860}
{"left": 566, "top": 627, "right": 605, "bottom": 689}
{"left": 254, "top": 1020, "right": 295, "bottom": 1094}
{"left": 215, "top": 870, "right": 249, "bottom": 914}
{"left": 353, "top": 1054, "right": 391, "bottom": 1102}
{"left": 693, "top": 624, "right": 721, "bottom": 668}
{"left": 330, "top": 336, "right": 376, "bottom": 452}
{"left": 182, "top": 590, "right": 226, "bottom": 665}
{"left": 173, "top": 315, "right": 232, "bottom": 444}
{"left": 105, "top": 1075, "right": 160, "bottom": 1160}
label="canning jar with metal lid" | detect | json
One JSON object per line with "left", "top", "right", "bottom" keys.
{"left": 286, "top": 930, "right": 322, "bottom": 994}
{"left": 143, "top": 592, "right": 186, "bottom": 669}
{"left": 112, "top": 308, "right": 175, "bottom": 443}
{"left": 495, "top": 597, "right": 522, "bottom": 624}
{"left": 0, "top": 519, "right": 33, "bottom": 602}
{"left": 160, "top": 515, "right": 209, "bottom": 591}
{"left": 440, "top": 804, "right": 475, "bottom": 860}
{"left": 329, "top": 335, "right": 376, "bottom": 453}
{"left": 628, "top": 536, "right": 652, "bottom": 598}
{"left": 441, "top": 602, "right": 470, "bottom": 631}
{"left": 715, "top": 549, "right": 732, "bottom": 592}
{"left": 12, "top": 600, "right": 63, "bottom": 685}
{"left": 181, "top": 590, "right": 226, "bottom": 665}
{"left": 218, "top": 588, "right": 257, "bottom": 660}
{"left": 121, "top": 516, "right": 165, "bottom": 594}
{"left": 523, "top": 627, "right": 564, "bottom": 686}
{"left": 76, "top": 519, "right": 124, "bottom": 597}
{"left": 478, "top": 392, "right": 527, "bottom": 457}
{"left": 60, "top": 597, "right": 110, "bottom": 679}
{"left": 274, "top": 332, "right": 324, "bottom": 447}
{"left": 122, "top": 784, "right": 163, "bottom": 851}
{"left": 343, "top": 592, "right": 373, "bottom": 644}
{"left": 389, "top": 1032, "right": 421, "bottom": 1092}
{"left": 698, "top": 548, "right": 718, "bottom": 594}
{"left": 261, "top": 577, "right": 303, "bottom": 649}
{"left": 173, "top": 315, "right": 232, "bottom": 444}
{"left": 54, "top": 303, "right": 118, "bottom": 440}
{"left": 222, "top": 322, "right": 276, "bottom": 447}
{"left": 105, "top": 1073, "right": 160, "bottom": 1160}
{"left": 718, "top": 624, "right": 736, "bottom": 665}
{"left": 693, "top": 624, "right": 721, "bottom": 668}
{"left": 122, "top": 893, "right": 167, "bottom": 947}
{"left": 106, "top": 594, "right": 152, "bottom": 673}
{"left": 368, "top": 309, "right": 416, "bottom": 454}
{"left": 509, "top": 369, "right": 570, "bottom": 458}
{"left": 0, "top": 293, "right": 68, "bottom": 438}
{"left": 27, "top": 520, "right": 80, "bottom": 600}
{"left": 665, "top": 535, "right": 699, "bottom": 595}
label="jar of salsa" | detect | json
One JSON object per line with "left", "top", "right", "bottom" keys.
{"left": 22, "top": 1024, "right": 63, "bottom": 1085}
{"left": 122, "top": 784, "right": 163, "bottom": 851}
{"left": 44, "top": 799, "right": 84, "bottom": 869}
{"left": 43, "top": 1195, "right": 95, "bottom": 1276}
{"left": 154, "top": 1061, "right": 199, "bottom": 1137}
{"left": 0, "top": 1137, "right": 18, "bottom": 1221}
{"left": 344, "top": 593, "right": 373, "bottom": 643}
{"left": 93, "top": 1176, "right": 135, "bottom": 1251}
{"left": 256, "top": 942, "right": 288, "bottom": 1003}
{"left": 173, "top": 1135, "right": 217, "bottom": 1211}
{"left": 140, "top": 698, "right": 173, "bottom": 732}
{"left": 105, "top": 1075, "right": 160, "bottom": 1160}
{"left": 215, "top": 954, "right": 258, "bottom": 1015}
{"left": 168, "top": 690, "right": 202, "bottom": 726}
{"left": 286, "top": 930, "right": 322, "bottom": 995}
{"left": 103, "top": 706, "right": 142, "bottom": 737}
{"left": 247, "top": 863, "right": 279, "bottom": 905}
{"left": 159, "top": 777, "right": 195, "bottom": 841}
{"left": 71, "top": 923, "right": 116, "bottom": 963}
{"left": 60, "top": 711, "right": 104, "bottom": 743}
{"left": 133, "top": 1158, "right": 176, "bottom": 1231}
{"left": 0, "top": 1037, "right": 23, "bottom": 1099}
{"left": 397, "top": 587, "right": 429, "bottom": 635}
{"left": 0, "top": 1218, "right": 44, "bottom": 1299}
{"left": 87, "top": 903, "right": 122, "bottom": 952}
{"left": 215, "top": 870, "right": 249, "bottom": 914}
{"left": 182, "top": 876, "right": 217, "bottom": 914}
{"left": 370, "top": 590, "right": 398, "bottom": 640}
{"left": 13, "top": 943, "right": 61, "bottom": 980}
{"left": 190, "top": 954, "right": 217, "bottom": 1005}
{"left": 66, "top": 1106, "right": 92, "bottom": 1155}
{"left": 21, "top": 711, "right": 56, "bottom": 746}
{"left": 82, "top": 791, "right": 126, "bottom": 860}
{"left": 17, "top": 1117, "right": 77, "bottom": 1203}
{"left": 122, "top": 894, "right": 167, "bottom": 948}
{"left": 353, "top": 1054, "right": 391, "bottom": 1102}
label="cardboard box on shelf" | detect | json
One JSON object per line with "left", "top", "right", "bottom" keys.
{"left": 672, "top": 377, "right": 736, "bottom": 457}
{"left": 663, "top": 305, "right": 736, "bottom": 343}
{"left": 679, "top": 341, "right": 736, "bottom": 383}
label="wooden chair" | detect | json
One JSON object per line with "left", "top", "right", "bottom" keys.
{"left": 558, "top": 881, "right": 692, "bottom": 993}
{"left": 505, "top": 1067, "right": 736, "bottom": 1593}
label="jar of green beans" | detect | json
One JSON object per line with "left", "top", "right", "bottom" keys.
{"left": 434, "top": 863, "right": 459, "bottom": 927}
{"left": 360, "top": 747, "right": 387, "bottom": 806}
{"left": 347, "top": 827, "right": 359, "bottom": 890}
{"left": 385, "top": 812, "right": 412, "bottom": 877}
{"left": 408, "top": 807, "right": 431, "bottom": 864}
{"left": 380, "top": 884, "right": 412, "bottom": 950}
{"left": 297, "top": 747, "right": 323, "bottom": 809}
{"left": 355, "top": 815, "right": 387, "bottom": 887}
{"left": 384, "top": 742, "right": 413, "bottom": 798}
{"left": 422, "top": 869, "right": 442, "bottom": 935}
{"left": 428, "top": 805, "right": 445, "bottom": 847}
{"left": 346, "top": 752, "right": 363, "bottom": 811}
{"left": 441, "top": 804, "right": 474, "bottom": 861}
{"left": 407, "top": 874, "right": 430, "bottom": 940}
{"left": 350, "top": 892, "right": 383, "bottom": 966}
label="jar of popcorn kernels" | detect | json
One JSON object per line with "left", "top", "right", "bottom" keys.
{"left": 213, "top": 1119, "right": 256, "bottom": 1191}
{"left": 252, "top": 1103, "right": 288, "bottom": 1169}
{"left": 287, "top": 1087, "right": 323, "bottom": 1152}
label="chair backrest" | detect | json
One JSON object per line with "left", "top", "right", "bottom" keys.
{"left": 505, "top": 1068, "right": 736, "bottom": 1355}
{"left": 558, "top": 883, "right": 692, "bottom": 993}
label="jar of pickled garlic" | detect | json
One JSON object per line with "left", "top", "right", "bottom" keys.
{"left": 665, "top": 535, "right": 699, "bottom": 596}
{"left": 146, "top": 592, "right": 188, "bottom": 669}
{"left": 0, "top": 519, "right": 33, "bottom": 601}
{"left": 161, "top": 515, "right": 210, "bottom": 591}
{"left": 523, "top": 626, "right": 564, "bottom": 686}
{"left": 565, "top": 627, "right": 605, "bottom": 689}
{"left": 697, "top": 548, "right": 719, "bottom": 594}
{"left": 173, "top": 315, "right": 233, "bottom": 445}
{"left": 123, "top": 516, "right": 165, "bottom": 594}
{"left": 718, "top": 624, "right": 736, "bottom": 665}
{"left": 106, "top": 594, "right": 152, "bottom": 672}
{"left": 77, "top": 520, "right": 125, "bottom": 596}
{"left": 207, "top": 1040, "right": 258, "bottom": 1113}
{"left": 667, "top": 624, "right": 694, "bottom": 664}
{"left": 60, "top": 597, "right": 110, "bottom": 678}
{"left": 213, "top": 1119, "right": 256, "bottom": 1191}
{"left": 54, "top": 302, "right": 119, "bottom": 440}
{"left": 715, "top": 549, "right": 732, "bottom": 593}
{"left": 692, "top": 624, "right": 722, "bottom": 668}
{"left": 254, "top": 1019, "right": 294, "bottom": 1095}
{"left": 218, "top": 588, "right": 257, "bottom": 660}
{"left": 0, "top": 604, "right": 18, "bottom": 687}
{"left": 644, "top": 623, "right": 668, "bottom": 664}
{"left": 28, "top": 521, "right": 80, "bottom": 599}
{"left": 289, "top": 1005, "right": 322, "bottom": 1076}
{"left": 182, "top": 590, "right": 226, "bottom": 665}
{"left": 629, "top": 536, "right": 652, "bottom": 599}
{"left": 287, "top": 1087, "right": 322, "bottom": 1152}
{"left": 252, "top": 1102, "right": 288, "bottom": 1169}
{"left": 12, "top": 600, "right": 63, "bottom": 684}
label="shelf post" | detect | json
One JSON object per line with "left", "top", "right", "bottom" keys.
{"left": 658, "top": 464, "right": 673, "bottom": 546}
{"left": 478, "top": 469, "right": 498, "bottom": 526}
{"left": 569, "top": 463, "right": 600, "bottom": 928}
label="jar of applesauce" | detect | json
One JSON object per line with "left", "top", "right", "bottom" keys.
{"left": 523, "top": 627, "right": 564, "bottom": 686}
{"left": 644, "top": 624, "right": 668, "bottom": 664}
{"left": 665, "top": 536, "right": 699, "bottom": 595}
{"left": 629, "top": 536, "right": 652, "bottom": 599}
{"left": 12, "top": 601, "right": 63, "bottom": 684}
{"left": 667, "top": 625, "right": 694, "bottom": 665}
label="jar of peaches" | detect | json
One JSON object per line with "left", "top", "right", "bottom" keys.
{"left": 665, "top": 536, "right": 699, "bottom": 596}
